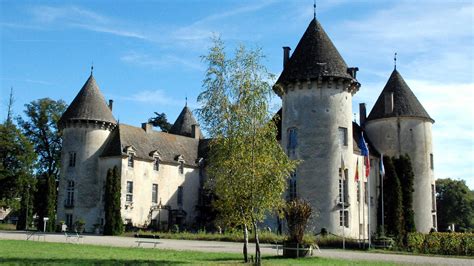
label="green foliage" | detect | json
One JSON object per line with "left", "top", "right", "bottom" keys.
{"left": 383, "top": 156, "right": 403, "bottom": 239}
{"left": 0, "top": 120, "right": 36, "bottom": 229}
{"left": 406, "top": 232, "right": 474, "bottom": 256}
{"left": 104, "top": 166, "right": 123, "bottom": 235}
{"left": 393, "top": 155, "right": 416, "bottom": 235}
{"left": 436, "top": 178, "right": 474, "bottom": 232}
{"left": 17, "top": 98, "right": 67, "bottom": 231}
{"left": 148, "top": 112, "right": 172, "bottom": 132}
{"left": 284, "top": 199, "right": 312, "bottom": 244}
{"left": 197, "top": 37, "right": 298, "bottom": 263}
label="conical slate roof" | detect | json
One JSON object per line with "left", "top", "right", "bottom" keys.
{"left": 169, "top": 106, "right": 202, "bottom": 138}
{"left": 59, "top": 74, "right": 116, "bottom": 127}
{"left": 367, "top": 70, "right": 433, "bottom": 122}
{"left": 276, "top": 18, "right": 353, "bottom": 85}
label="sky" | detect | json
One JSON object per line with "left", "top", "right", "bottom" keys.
{"left": 1, "top": 0, "right": 473, "bottom": 188}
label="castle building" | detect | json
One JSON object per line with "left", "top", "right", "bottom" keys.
{"left": 57, "top": 17, "right": 436, "bottom": 235}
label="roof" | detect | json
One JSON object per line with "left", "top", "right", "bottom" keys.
{"left": 275, "top": 18, "right": 353, "bottom": 85}
{"left": 366, "top": 70, "right": 433, "bottom": 122}
{"left": 169, "top": 106, "right": 203, "bottom": 138}
{"left": 352, "top": 122, "right": 380, "bottom": 157}
{"left": 101, "top": 124, "right": 202, "bottom": 167}
{"left": 59, "top": 74, "right": 116, "bottom": 127}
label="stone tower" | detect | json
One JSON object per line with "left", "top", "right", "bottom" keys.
{"left": 364, "top": 69, "right": 436, "bottom": 232}
{"left": 57, "top": 74, "right": 116, "bottom": 231}
{"left": 274, "top": 18, "right": 360, "bottom": 235}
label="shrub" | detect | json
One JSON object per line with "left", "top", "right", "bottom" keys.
{"left": 407, "top": 232, "right": 474, "bottom": 256}
{"left": 283, "top": 199, "right": 312, "bottom": 244}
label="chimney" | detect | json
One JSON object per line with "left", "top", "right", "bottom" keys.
{"left": 283, "top": 47, "right": 291, "bottom": 68}
{"left": 141, "top": 122, "right": 153, "bottom": 133}
{"left": 347, "top": 67, "right": 359, "bottom": 79}
{"left": 384, "top": 92, "right": 394, "bottom": 114}
{"left": 191, "top": 124, "right": 200, "bottom": 139}
{"left": 108, "top": 99, "right": 114, "bottom": 111}
{"left": 359, "top": 103, "right": 366, "bottom": 127}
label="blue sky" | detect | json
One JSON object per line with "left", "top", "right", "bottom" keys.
{"left": 1, "top": 0, "right": 473, "bottom": 188}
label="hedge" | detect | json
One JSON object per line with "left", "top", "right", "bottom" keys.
{"left": 407, "top": 232, "right": 473, "bottom": 256}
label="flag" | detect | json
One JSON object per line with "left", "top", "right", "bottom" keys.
{"left": 355, "top": 158, "right": 359, "bottom": 182}
{"left": 380, "top": 153, "right": 385, "bottom": 177}
{"left": 365, "top": 155, "right": 370, "bottom": 178}
{"left": 358, "top": 132, "right": 370, "bottom": 178}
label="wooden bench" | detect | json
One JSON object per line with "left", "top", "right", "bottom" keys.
{"left": 135, "top": 240, "right": 161, "bottom": 248}
{"left": 65, "top": 232, "right": 84, "bottom": 243}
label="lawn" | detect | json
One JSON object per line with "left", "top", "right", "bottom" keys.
{"left": 0, "top": 240, "right": 398, "bottom": 265}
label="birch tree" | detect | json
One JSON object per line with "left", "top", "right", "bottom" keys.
{"left": 197, "top": 37, "right": 297, "bottom": 264}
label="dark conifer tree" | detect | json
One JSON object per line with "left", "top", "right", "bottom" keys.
{"left": 383, "top": 156, "right": 403, "bottom": 238}
{"left": 394, "top": 154, "right": 416, "bottom": 235}
{"left": 104, "top": 166, "right": 123, "bottom": 235}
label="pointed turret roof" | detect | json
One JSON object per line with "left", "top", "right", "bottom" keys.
{"left": 276, "top": 18, "right": 353, "bottom": 85}
{"left": 59, "top": 74, "right": 116, "bottom": 128}
{"left": 169, "top": 106, "right": 202, "bottom": 138}
{"left": 367, "top": 70, "right": 434, "bottom": 122}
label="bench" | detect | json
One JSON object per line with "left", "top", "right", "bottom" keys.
{"left": 26, "top": 232, "right": 46, "bottom": 241}
{"left": 65, "top": 232, "right": 84, "bottom": 243}
{"left": 135, "top": 240, "right": 161, "bottom": 248}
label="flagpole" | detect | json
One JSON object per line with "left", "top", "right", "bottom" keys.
{"left": 341, "top": 154, "right": 345, "bottom": 250}
{"left": 381, "top": 154, "right": 385, "bottom": 236}
{"left": 368, "top": 161, "right": 371, "bottom": 249}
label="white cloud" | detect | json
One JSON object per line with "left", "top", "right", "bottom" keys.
{"left": 116, "top": 89, "right": 183, "bottom": 107}
{"left": 120, "top": 51, "right": 203, "bottom": 71}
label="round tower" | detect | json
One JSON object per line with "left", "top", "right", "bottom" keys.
{"left": 57, "top": 73, "right": 117, "bottom": 232}
{"left": 364, "top": 69, "right": 436, "bottom": 233}
{"left": 274, "top": 18, "right": 360, "bottom": 235}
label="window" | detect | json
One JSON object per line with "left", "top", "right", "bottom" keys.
{"left": 431, "top": 184, "right": 436, "bottom": 211}
{"left": 66, "top": 214, "right": 73, "bottom": 229}
{"left": 65, "top": 180, "right": 74, "bottom": 207}
{"left": 179, "top": 161, "right": 184, "bottom": 175}
{"left": 432, "top": 214, "right": 437, "bottom": 228}
{"left": 338, "top": 168, "right": 348, "bottom": 204}
{"left": 430, "top": 154, "right": 434, "bottom": 170}
{"left": 339, "top": 210, "right": 349, "bottom": 227}
{"left": 153, "top": 158, "right": 160, "bottom": 171}
{"left": 338, "top": 127, "right": 348, "bottom": 146}
{"left": 152, "top": 184, "right": 158, "bottom": 204}
{"left": 128, "top": 154, "right": 134, "bottom": 168}
{"left": 177, "top": 186, "right": 183, "bottom": 206}
{"left": 68, "top": 152, "right": 76, "bottom": 167}
{"left": 287, "top": 128, "right": 297, "bottom": 155}
{"left": 288, "top": 172, "right": 297, "bottom": 201}
{"left": 126, "top": 181, "right": 133, "bottom": 202}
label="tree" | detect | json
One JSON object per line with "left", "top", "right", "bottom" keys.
{"left": 104, "top": 166, "right": 123, "bottom": 235}
{"left": 394, "top": 154, "right": 416, "bottom": 242}
{"left": 17, "top": 98, "right": 67, "bottom": 231}
{"left": 148, "top": 112, "right": 172, "bottom": 132}
{"left": 197, "top": 37, "right": 297, "bottom": 264}
{"left": 0, "top": 89, "right": 36, "bottom": 229}
{"left": 383, "top": 156, "right": 403, "bottom": 239}
{"left": 436, "top": 178, "right": 474, "bottom": 232}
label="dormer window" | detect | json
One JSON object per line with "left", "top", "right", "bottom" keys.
{"left": 124, "top": 146, "right": 136, "bottom": 168}
{"left": 176, "top": 155, "right": 185, "bottom": 175}
{"left": 128, "top": 154, "right": 134, "bottom": 168}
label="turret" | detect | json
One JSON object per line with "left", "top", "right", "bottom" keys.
{"left": 364, "top": 69, "right": 436, "bottom": 232}
{"left": 57, "top": 73, "right": 117, "bottom": 232}
{"left": 275, "top": 18, "right": 361, "bottom": 237}
{"left": 169, "top": 105, "right": 202, "bottom": 139}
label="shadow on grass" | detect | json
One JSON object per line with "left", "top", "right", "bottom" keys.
{"left": 0, "top": 258, "right": 187, "bottom": 265}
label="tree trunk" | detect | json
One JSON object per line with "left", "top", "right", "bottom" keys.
{"left": 243, "top": 224, "right": 249, "bottom": 263}
{"left": 253, "top": 221, "right": 261, "bottom": 266}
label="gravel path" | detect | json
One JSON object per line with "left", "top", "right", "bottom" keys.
{"left": 1, "top": 230, "right": 472, "bottom": 265}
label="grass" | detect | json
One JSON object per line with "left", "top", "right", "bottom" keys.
{"left": 0, "top": 239, "right": 398, "bottom": 265}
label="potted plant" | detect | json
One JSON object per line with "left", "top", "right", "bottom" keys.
{"left": 74, "top": 219, "right": 86, "bottom": 233}
{"left": 283, "top": 199, "right": 313, "bottom": 258}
